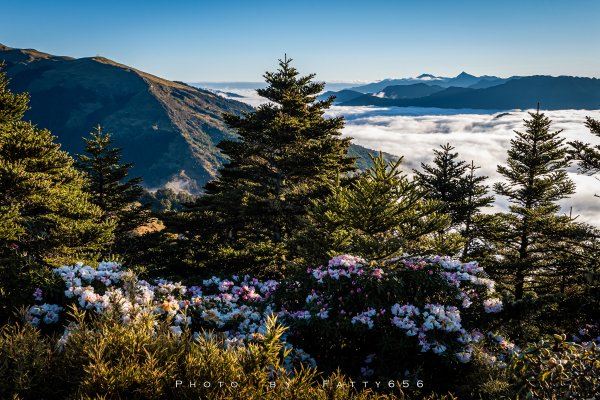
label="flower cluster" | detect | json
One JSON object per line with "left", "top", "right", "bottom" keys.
{"left": 280, "top": 255, "right": 508, "bottom": 370}
{"left": 390, "top": 302, "right": 480, "bottom": 361}
{"left": 26, "top": 303, "right": 62, "bottom": 326}
{"left": 26, "top": 254, "right": 512, "bottom": 377}
{"left": 307, "top": 255, "right": 367, "bottom": 282}
{"left": 351, "top": 308, "right": 378, "bottom": 329}
{"left": 26, "top": 261, "right": 314, "bottom": 370}
{"left": 483, "top": 298, "right": 503, "bottom": 313}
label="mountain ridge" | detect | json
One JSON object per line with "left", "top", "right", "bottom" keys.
{"left": 0, "top": 44, "right": 394, "bottom": 193}
{"left": 340, "top": 75, "right": 600, "bottom": 109}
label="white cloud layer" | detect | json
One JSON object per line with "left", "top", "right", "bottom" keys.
{"left": 327, "top": 106, "right": 600, "bottom": 225}
{"left": 217, "top": 88, "right": 600, "bottom": 226}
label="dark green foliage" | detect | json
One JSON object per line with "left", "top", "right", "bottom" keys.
{"left": 76, "top": 126, "right": 150, "bottom": 260}
{"left": 415, "top": 144, "right": 469, "bottom": 224}
{"left": 297, "top": 154, "right": 449, "bottom": 263}
{"left": 459, "top": 162, "right": 495, "bottom": 258}
{"left": 0, "top": 66, "right": 114, "bottom": 266}
{"left": 0, "top": 62, "right": 29, "bottom": 123}
{"left": 509, "top": 335, "right": 599, "bottom": 399}
{"left": 181, "top": 57, "right": 356, "bottom": 275}
{"left": 0, "top": 66, "right": 113, "bottom": 322}
{"left": 569, "top": 116, "right": 600, "bottom": 196}
{"left": 76, "top": 126, "right": 149, "bottom": 233}
{"left": 490, "top": 111, "right": 592, "bottom": 299}
{"left": 415, "top": 144, "right": 494, "bottom": 257}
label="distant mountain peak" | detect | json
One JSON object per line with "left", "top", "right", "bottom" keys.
{"left": 416, "top": 73, "right": 437, "bottom": 79}
{"left": 456, "top": 71, "right": 475, "bottom": 78}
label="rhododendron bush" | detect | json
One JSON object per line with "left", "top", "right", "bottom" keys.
{"left": 26, "top": 255, "right": 513, "bottom": 384}
{"left": 274, "top": 255, "right": 511, "bottom": 382}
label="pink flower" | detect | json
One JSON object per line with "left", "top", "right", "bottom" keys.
{"left": 372, "top": 268, "right": 384, "bottom": 279}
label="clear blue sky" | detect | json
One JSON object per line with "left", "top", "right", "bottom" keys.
{"left": 1, "top": 0, "right": 599, "bottom": 82}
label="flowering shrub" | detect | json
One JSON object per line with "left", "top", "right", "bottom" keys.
{"left": 275, "top": 255, "right": 509, "bottom": 384}
{"left": 27, "top": 261, "right": 315, "bottom": 370}
{"left": 4, "top": 313, "right": 437, "bottom": 400}
{"left": 25, "top": 255, "right": 513, "bottom": 393}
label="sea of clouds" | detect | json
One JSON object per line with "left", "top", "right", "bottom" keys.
{"left": 327, "top": 106, "right": 600, "bottom": 224}
{"left": 213, "top": 88, "right": 600, "bottom": 225}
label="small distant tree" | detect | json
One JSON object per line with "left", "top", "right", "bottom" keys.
{"left": 458, "top": 161, "right": 495, "bottom": 257}
{"left": 491, "top": 111, "right": 587, "bottom": 299}
{"left": 76, "top": 126, "right": 149, "bottom": 255}
{"left": 297, "top": 154, "right": 449, "bottom": 263}
{"left": 414, "top": 143, "right": 468, "bottom": 223}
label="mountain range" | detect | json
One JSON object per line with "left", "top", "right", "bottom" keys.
{"left": 320, "top": 73, "right": 600, "bottom": 110}
{"left": 0, "top": 44, "right": 388, "bottom": 193}
{"left": 346, "top": 72, "right": 510, "bottom": 93}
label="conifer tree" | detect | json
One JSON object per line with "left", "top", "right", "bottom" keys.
{"left": 492, "top": 111, "right": 581, "bottom": 299}
{"left": 76, "top": 126, "right": 148, "bottom": 236}
{"left": 569, "top": 116, "right": 600, "bottom": 196}
{"left": 415, "top": 144, "right": 494, "bottom": 257}
{"left": 297, "top": 154, "right": 449, "bottom": 263}
{"left": 0, "top": 66, "right": 114, "bottom": 265}
{"left": 415, "top": 143, "right": 468, "bottom": 223}
{"left": 459, "top": 161, "right": 494, "bottom": 257}
{"left": 184, "top": 57, "right": 356, "bottom": 274}
{"left": 0, "top": 64, "right": 114, "bottom": 320}
{"left": 0, "top": 62, "right": 28, "bottom": 124}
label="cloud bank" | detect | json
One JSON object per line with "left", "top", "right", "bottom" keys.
{"left": 213, "top": 87, "right": 600, "bottom": 225}
{"left": 327, "top": 106, "right": 600, "bottom": 225}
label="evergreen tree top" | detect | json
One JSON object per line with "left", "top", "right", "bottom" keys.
{"left": 257, "top": 55, "right": 327, "bottom": 111}
{"left": 0, "top": 63, "right": 29, "bottom": 124}
{"left": 76, "top": 125, "right": 144, "bottom": 216}
{"left": 495, "top": 110, "right": 575, "bottom": 211}
{"left": 569, "top": 116, "right": 600, "bottom": 177}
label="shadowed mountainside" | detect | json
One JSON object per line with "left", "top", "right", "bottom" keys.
{"left": 1, "top": 44, "right": 392, "bottom": 192}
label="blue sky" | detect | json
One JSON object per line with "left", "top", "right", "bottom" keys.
{"left": 1, "top": 0, "right": 599, "bottom": 82}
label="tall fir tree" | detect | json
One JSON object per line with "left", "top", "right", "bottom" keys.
{"left": 181, "top": 57, "right": 356, "bottom": 275}
{"left": 76, "top": 126, "right": 148, "bottom": 231}
{"left": 76, "top": 126, "right": 149, "bottom": 256}
{"left": 491, "top": 110, "right": 585, "bottom": 299}
{"left": 297, "top": 154, "right": 449, "bottom": 263}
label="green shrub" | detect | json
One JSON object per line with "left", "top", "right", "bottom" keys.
{"left": 509, "top": 335, "right": 599, "bottom": 399}
{"left": 0, "top": 309, "right": 458, "bottom": 399}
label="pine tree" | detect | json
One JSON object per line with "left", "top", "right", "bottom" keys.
{"left": 76, "top": 126, "right": 148, "bottom": 235}
{"left": 458, "top": 161, "right": 495, "bottom": 257}
{"left": 0, "top": 66, "right": 114, "bottom": 265}
{"left": 183, "top": 56, "right": 356, "bottom": 274}
{"left": 569, "top": 116, "right": 600, "bottom": 196}
{"left": 415, "top": 144, "right": 494, "bottom": 257}
{"left": 414, "top": 143, "right": 468, "bottom": 223}
{"left": 492, "top": 110, "right": 580, "bottom": 299}
{"left": 297, "top": 154, "right": 449, "bottom": 263}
